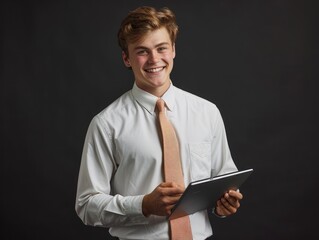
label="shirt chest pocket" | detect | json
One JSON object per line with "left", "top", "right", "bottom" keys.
{"left": 188, "top": 142, "right": 212, "bottom": 181}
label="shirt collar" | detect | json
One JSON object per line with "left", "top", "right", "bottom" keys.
{"left": 161, "top": 83, "right": 175, "bottom": 112}
{"left": 131, "top": 82, "right": 176, "bottom": 114}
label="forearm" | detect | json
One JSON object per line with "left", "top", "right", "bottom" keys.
{"left": 76, "top": 193, "right": 149, "bottom": 227}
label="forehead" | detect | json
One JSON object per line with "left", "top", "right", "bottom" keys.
{"left": 128, "top": 27, "right": 172, "bottom": 50}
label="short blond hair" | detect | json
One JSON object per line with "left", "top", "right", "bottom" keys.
{"left": 118, "top": 6, "right": 178, "bottom": 55}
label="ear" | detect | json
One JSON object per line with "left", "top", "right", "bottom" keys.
{"left": 172, "top": 44, "right": 176, "bottom": 59}
{"left": 122, "top": 51, "right": 131, "bottom": 67}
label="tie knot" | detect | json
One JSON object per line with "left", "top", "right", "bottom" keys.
{"left": 156, "top": 99, "right": 165, "bottom": 112}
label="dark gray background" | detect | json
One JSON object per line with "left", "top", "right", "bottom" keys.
{"left": 1, "top": 0, "right": 318, "bottom": 239}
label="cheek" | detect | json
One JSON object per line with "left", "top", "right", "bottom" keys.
{"left": 134, "top": 56, "right": 147, "bottom": 67}
{"left": 163, "top": 52, "right": 175, "bottom": 62}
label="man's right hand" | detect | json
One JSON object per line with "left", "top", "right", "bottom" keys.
{"left": 142, "top": 182, "right": 184, "bottom": 217}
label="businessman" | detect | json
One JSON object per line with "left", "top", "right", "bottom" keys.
{"left": 75, "top": 6, "right": 243, "bottom": 240}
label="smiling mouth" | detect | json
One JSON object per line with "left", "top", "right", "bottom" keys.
{"left": 144, "top": 66, "right": 165, "bottom": 73}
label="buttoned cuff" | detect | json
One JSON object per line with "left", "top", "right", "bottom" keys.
{"left": 123, "top": 195, "right": 145, "bottom": 215}
{"left": 212, "top": 207, "right": 226, "bottom": 218}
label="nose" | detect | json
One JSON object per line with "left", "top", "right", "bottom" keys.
{"left": 148, "top": 50, "right": 159, "bottom": 64}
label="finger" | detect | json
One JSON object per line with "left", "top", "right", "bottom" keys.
{"left": 221, "top": 197, "right": 232, "bottom": 209}
{"left": 161, "top": 196, "right": 182, "bottom": 216}
{"left": 162, "top": 194, "right": 182, "bottom": 205}
{"left": 159, "top": 184, "right": 184, "bottom": 196}
{"left": 161, "top": 182, "right": 183, "bottom": 188}
{"left": 159, "top": 182, "right": 175, "bottom": 187}
{"left": 228, "top": 190, "right": 243, "bottom": 200}
{"left": 217, "top": 200, "right": 232, "bottom": 216}
{"left": 225, "top": 193, "right": 240, "bottom": 208}
{"left": 221, "top": 197, "right": 237, "bottom": 214}
{"left": 161, "top": 188, "right": 183, "bottom": 197}
{"left": 164, "top": 204, "right": 178, "bottom": 216}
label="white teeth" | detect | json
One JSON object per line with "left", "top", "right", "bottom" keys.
{"left": 145, "top": 67, "right": 164, "bottom": 73}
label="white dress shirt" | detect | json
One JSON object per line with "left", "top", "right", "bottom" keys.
{"left": 75, "top": 82, "right": 237, "bottom": 240}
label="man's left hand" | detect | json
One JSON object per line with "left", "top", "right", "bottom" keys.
{"left": 215, "top": 190, "right": 243, "bottom": 217}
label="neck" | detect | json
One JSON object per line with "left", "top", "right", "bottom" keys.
{"left": 135, "top": 81, "right": 171, "bottom": 97}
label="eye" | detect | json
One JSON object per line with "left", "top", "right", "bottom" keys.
{"left": 137, "top": 50, "right": 148, "bottom": 55}
{"left": 158, "top": 47, "right": 167, "bottom": 52}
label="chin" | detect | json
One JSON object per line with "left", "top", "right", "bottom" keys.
{"left": 150, "top": 79, "right": 169, "bottom": 87}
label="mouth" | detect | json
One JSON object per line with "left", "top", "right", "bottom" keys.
{"left": 144, "top": 66, "right": 165, "bottom": 73}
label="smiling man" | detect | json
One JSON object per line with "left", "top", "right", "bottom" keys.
{"left": 75, "top": 6, "right": 243, "bottom": 240}
{"left": 122, "top": 22, "right": 175, "bottom": 97}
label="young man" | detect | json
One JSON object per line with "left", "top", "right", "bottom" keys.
{"left": 75, "top": 6, "right": 243, "bottom": 240}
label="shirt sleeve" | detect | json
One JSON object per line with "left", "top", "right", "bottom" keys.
{"left": 208, "top": 105, "right": 238, "bottom": 216}
{"left": 75, "top": 116, "right": 149, "bottom": 227}
{"left": 210, "top": 105, "right": 238, "bottom": 175}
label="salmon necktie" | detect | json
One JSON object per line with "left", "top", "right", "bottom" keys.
{"left": 156, "top": 98, "right": 193, "bottom": 240}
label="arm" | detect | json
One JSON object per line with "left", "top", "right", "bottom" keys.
{"left": 210, "top": 105, "right": 238, "bottom": 176}
{"left": 75, "top": 116, "right": 148, "bottom": 228}
{"left": 210, "top": 105, "right": 243, "bottom": 216}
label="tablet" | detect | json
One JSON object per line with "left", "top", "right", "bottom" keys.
{"left": 168, "top": 168, "right": 253, "bottom": 220}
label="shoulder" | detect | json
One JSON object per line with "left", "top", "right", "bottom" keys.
{"left": 90, "top": 90, "right": 134, "bottom": 130}
{"left": 173, "top": 85, "right": 219, "bottom": 113}
{"left": 99, "top": 90, "right": 133, "bottom": 116}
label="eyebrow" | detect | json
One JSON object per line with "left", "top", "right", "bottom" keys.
{"left": 134, "top": 42, "right": 170, "bottom": 51}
